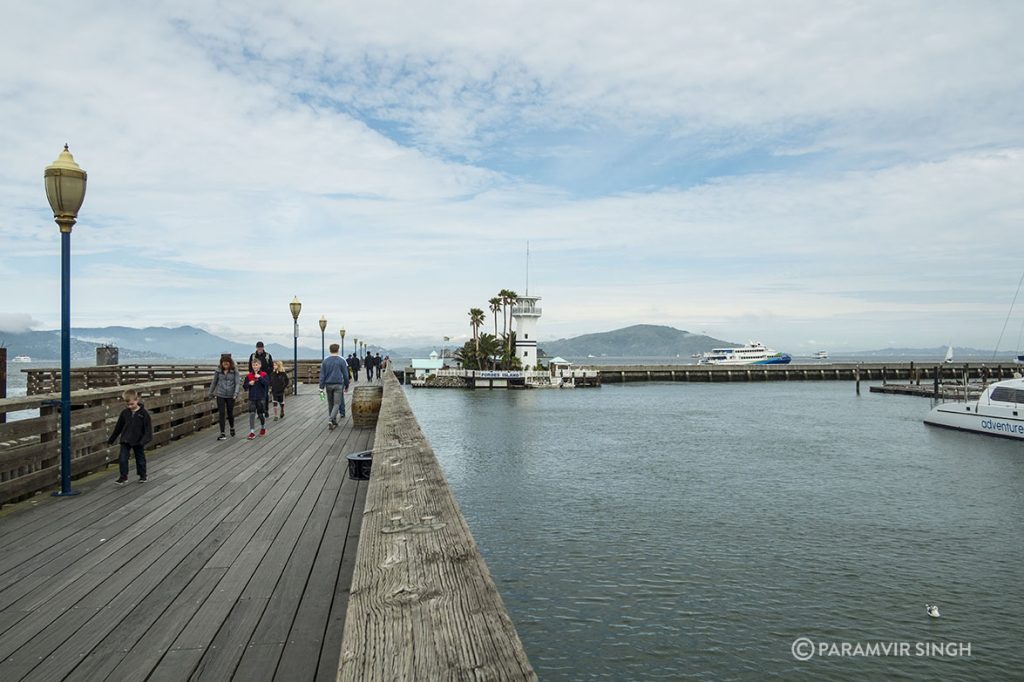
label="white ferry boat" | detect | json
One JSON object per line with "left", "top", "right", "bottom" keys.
{"left": 698, "top": 342, "right": 791, "bottom": 365}
{"left": 12, "top": 355, "right": 32, "bottom": 363}
{"left": 814, "top": 350, "right": 829, "bottom": 360}
{"left": 924, "top": 377, "right": 1024, "bottom": 440}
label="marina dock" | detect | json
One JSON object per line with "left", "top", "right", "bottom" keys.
{"left": 395, "top": 362, "right": 1018, "bottom": 387}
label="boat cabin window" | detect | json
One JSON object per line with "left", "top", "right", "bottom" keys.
{"left": 989, "top": 387, "right": 1024, "bottom": 404}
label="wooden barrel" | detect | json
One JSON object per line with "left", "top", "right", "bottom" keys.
{"left": 352, "top": 386, "right": 383, "bottom": 429}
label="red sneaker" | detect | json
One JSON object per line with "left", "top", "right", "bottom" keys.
{"left": 259, "top": 428, "right": 266, "bottom": 436}
{"left": 247, "top": 432, "right": 256, "bottom": 440}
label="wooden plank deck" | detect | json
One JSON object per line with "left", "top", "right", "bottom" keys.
{"left": 0, "top": 386, "right": 374, "bottom": 682}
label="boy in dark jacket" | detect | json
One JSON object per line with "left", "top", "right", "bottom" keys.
{"left": 107, "top": 389, "right": 153, "bottom": 484}
{"left": 244, "top": 357, "right": 271, "bottom": 439}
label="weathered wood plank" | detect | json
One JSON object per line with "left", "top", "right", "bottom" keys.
{"left": 317, "top": 478, "right": 369, "bottom": 681}
{"left": 338, "top": 372, "right": 536, "bottom": 681}
{"left": 276, "top": 470, "right": 365, "bottom": 680}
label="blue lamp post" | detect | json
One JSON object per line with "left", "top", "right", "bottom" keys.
{"left": 289, "top": 297, "right": 301, "bottom": 395}
{"left": 44, "top": 145, "right": 87, "bottom": 498}
{"left": 319, "top": 316, "right": 327, "bottom": 361}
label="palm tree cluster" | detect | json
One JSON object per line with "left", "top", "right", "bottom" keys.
{"left": 459, "top": 289, "right": 521, "bottom": 370}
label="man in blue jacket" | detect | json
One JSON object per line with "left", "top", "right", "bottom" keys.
{"left": 319, "top": 343, "right": 350, "bottom": 430}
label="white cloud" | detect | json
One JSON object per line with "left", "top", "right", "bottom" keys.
{"left": 1, "top": 2, "right": 1022, "bottom": 351}
{"left": 0, "top": 313, "right": 44, "bottom": 334}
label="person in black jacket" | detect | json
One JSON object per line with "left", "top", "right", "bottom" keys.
{"left": 270, "top": 360, "right": 290, "bottom": 420}
{"left": 107, "top": 389, "right": 153, "bottom": 484}
{"left": 248, "top": 341, "right": 274, "bottom": 374}
{"left": 349, "top": 353, "right": 361, "bottom": 383}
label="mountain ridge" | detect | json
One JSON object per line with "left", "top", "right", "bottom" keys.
{"left": 1, "top": 323, "right": 1017, "bottom": 363}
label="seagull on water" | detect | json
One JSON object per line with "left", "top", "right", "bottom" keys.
{"left": 926, "top": 604, "right": 940, "bottom": 618}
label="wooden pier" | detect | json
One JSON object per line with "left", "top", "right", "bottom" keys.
{"left": 0, "top": 369, "right": 535, "bottom": 681}
{"left": 0, "top": 389, "right": 370, "bottom": 681}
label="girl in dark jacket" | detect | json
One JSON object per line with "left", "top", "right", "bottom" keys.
{"left": 243, "top": 358, "right": 270, "bottom": 439}
{"left": 270, "top": 360, "right": 290, "bottom": 420}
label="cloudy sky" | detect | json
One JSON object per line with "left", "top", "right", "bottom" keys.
{"left": 2, "top": 1, "right": 1023, "bottom": 353}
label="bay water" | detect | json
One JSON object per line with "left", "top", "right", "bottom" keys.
{"left": 403, "top": 381, "right": 1022, "bottom": 680}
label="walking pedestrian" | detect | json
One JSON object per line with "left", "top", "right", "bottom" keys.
{"left": 107, "top": 389, "right": 153, "bottom": 484}
{"left": 249, "top": 341, "right": 274, "bottom": 374}
{"left": 270, "top": 360, "right": 290, "bottom": 420}
{"left": 348, "top": 353, "right": 361, "bottom": 384}
{"left": 319, "top": 343, "right": 350, "bottom": 429}
{"left": 209, "top": 354, "right": 240, "bottom": 440}
{"left": 243, "top": 357, "right": 270, "bottom": 439}
{"left": 374, "top": 352, "right": 383, "bottom": 379}
{"left": 365, "top": 352, "right": 375, "bottom": 381}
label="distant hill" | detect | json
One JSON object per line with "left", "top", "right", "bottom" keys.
{"left": 832, "top": 347, "right": 1020, "bottom": 362}
{"left": 0, "top": 330, "right": 168, "bottom": 362}
{"left": 0, "top": 326, "right": 325, "bottom": 362}
{"left": 539, "top": 325, "right": 736, "bottom": 358}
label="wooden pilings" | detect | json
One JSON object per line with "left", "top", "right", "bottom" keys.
{"left": 595, "top": 363, "right": 1014, "bottom": 384}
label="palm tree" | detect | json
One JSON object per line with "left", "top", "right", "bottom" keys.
{"left": 477, "top": 333, "right": 501, "bottom": 370}
{"left": 503, "top": 290, "right": 519, "bottom": 359}
{"left": 488, "top": 297, "right": 502, "bottom": 336}
{"left": 497, "top": 289, "right": 513, "bottom": 336}
{"left": 468, "top": 307, "right": 485, "bottom": 367}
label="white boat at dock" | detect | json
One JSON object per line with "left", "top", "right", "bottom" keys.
{"left": 12, "top": 355, "right": 32, "bottom": 363}
{"left": 814, "top": 350, "right": 828, "bottom": 360}
{"left": 698, "top": 342, "right": 791, "bottom": 366}
{"left": 924, "top": 377, "right": 1024, "bottom": 440}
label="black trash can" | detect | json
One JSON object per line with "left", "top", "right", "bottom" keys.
{"left": 346, "top": 450, "right": 373, "bottom": 480}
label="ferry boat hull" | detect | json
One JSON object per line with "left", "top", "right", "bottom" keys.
{"left": 924, "top": 378, "right": 1024, "bottom": 440}
{"left": 698, "top": 342, "right": 791, "bottom": 366}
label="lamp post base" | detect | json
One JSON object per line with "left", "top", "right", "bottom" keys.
{"left": 52, "top": 488, "right": 82, "bottom": 497}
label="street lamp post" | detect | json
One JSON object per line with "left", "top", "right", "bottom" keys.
{"left": 354, "top": 338, "right": 359, "bottom": 360}
{"left": 289, "top": 297, "right": 302, "bottom": 395}
{"left": 339, "top": 328, "right": 345, "bottom": 356}
{"left": 319, "top": 316, "right": 327, "bottom": 361}
{"left": 44, "top": 145, "right": 87, "bottom": 498}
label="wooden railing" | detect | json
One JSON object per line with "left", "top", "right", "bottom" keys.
{"left": 339, "top": 371, "right": 536, "bottom": 680}
{"left": 23, "top": 363, "right": 305, "bottom": 395}
{"left": 0, "top": 376, "right": 252, "bottom": 506}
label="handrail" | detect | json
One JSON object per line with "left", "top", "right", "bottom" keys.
{"left": 0, "top": 376, "right": 245, "bottom": 505}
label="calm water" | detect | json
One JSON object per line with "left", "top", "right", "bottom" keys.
{"left": 403, "top": 382, "right": 1023, "bottom": 681}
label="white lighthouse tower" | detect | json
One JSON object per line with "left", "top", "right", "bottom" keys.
{"left": 512, "top": 295, "right": 541, "bottom": 370}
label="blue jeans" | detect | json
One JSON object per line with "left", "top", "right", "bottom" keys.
{"left": 119, "top": 443, "right": 147, "bottom": 479}
{"left": 326, "top": 384, "right": 345, "bottom": 422}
